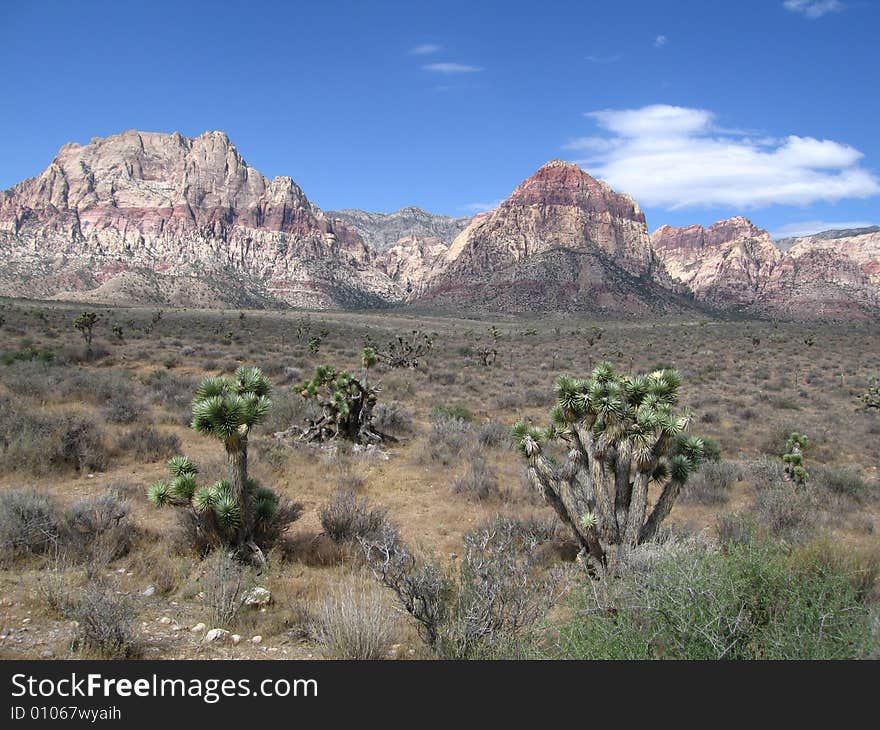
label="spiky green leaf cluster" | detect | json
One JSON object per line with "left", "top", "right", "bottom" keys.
{"left": 191, "top": 366, "right": 272, "bottom": 440}
{"left": 517, "top": 363, "right": 703, "bottom": 482}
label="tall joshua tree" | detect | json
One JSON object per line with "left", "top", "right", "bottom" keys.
{"left": 190, "top": 366, "right": 271, "bottom": 552}
{"left": 513, "top": 363, "right": 706, "bottom": 569}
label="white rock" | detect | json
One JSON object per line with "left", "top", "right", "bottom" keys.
{"left": 204, "top": 628, "right": 230, "bottom": 643}
{"left": 251, "top": 635, "right": 262, "bottom": 644}
{"left": 157, "top": 617, "right": 172, "bottom": 625}
{"left": 231, "top": 634, "right": 241, "bottom": 645}
{"left": 142, "top": 585, "right": 156, "bottom": 597}
{"left": 190, "top": 623, "right": 207, "bottom": 633}
{"left": 242, "top": 587, "right": 271, "bottom": 607}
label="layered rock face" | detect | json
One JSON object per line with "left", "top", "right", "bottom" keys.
{"left": 783, "top": 228, "right": 880, "bottom": 285}
{"left": 651, "top": 217, "right": 783, "bottom": 309}
{"left": 377, "top": 235, "right": 449, "bottom": 293}
{"left": 0, "top": 130, "right": 400, "bottom": 307}
{"left": 652, "top": 219, "right": 880, "bottom": 318}
{"left": 417, "top": 160, "right": 684, "bottom": 314}
{"left": 327, "top": 207, "right": 472, "bottom": 251}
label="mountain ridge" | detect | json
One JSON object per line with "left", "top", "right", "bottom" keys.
{"left": 1, "top": 129, "right": 878, "bottom": 320}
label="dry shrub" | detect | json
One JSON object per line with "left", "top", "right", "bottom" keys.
{"left": 63, "top": 493, "right": 134, "bottom": 567}
{"left": 451, "top": 452, "right": 502, "bottom": 501}
{"left": 312, "top": 579, "right": 397, "bottom": 659}
{"left": 117, "top": 424, "right": 180, "bottom": 462}
{"left": 0, "top": 489, "right": 61, "bottom": 564}
{"left": 201, "top": 551, "right": 252, "bottom": 627}
{"left": 680, "top": 460, "right": 740, "bottom": 505}
{"left": 320, "top": 488, "right": 396, "bottom": 544}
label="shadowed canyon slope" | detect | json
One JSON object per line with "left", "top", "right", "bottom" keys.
{"left": 0, "top": 130, "right": 878, "bottom": 319}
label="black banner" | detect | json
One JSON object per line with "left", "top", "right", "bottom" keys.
{"left": 0, "top": 660, "right": 873, "bottom": 726}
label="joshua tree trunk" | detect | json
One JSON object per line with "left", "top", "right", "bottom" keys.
{"left": 226, "top": 427, "right": 252, "bottom": 546}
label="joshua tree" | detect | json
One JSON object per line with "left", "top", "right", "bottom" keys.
{"left": 295, "top": 352, "right": 393, "bottom": 444}
{"left": 860, "top": 377, "right": 880, "bottom": 411}
{"left": 477, "top": 346, "right": 498, "bottom": 367}
{"left": 782, "top": 432, "right": 809, "bottom": 486}
{"left": 73, "top": 311, "right": 99, "bottom": 352}
{"left": 367, "top": 330, "right": 435, "bottom": 369}
{"left": 513, "top": 363, "right": 706, "bottom": 569}
{"left": 177, "top": 366, "right": 273, "bottom": 559}
{"left": 147, "top": 454, "right": 299, "bottom": 561}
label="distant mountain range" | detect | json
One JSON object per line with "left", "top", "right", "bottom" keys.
{"left": 0, "top": 129, "right": 877, "bottom": 319}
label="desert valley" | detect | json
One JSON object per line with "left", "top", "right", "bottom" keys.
{"left": 0, "top": 129, "right": 878, "bottom": 661}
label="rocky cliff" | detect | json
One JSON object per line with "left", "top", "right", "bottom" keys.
{"left": 326, "top": 207, "right": 471, "bottom": 251}
{"left": 0, "top": 130, "right": 401, "bottom": 308}
{"left": 417, "top": 160, "right": 687, "bottom": 314}
{"left": 652, "top": 219, "right": 880, "bottom": 318}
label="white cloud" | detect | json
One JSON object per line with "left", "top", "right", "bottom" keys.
{"left": 411, "top": 43, "right": 440, "bottom": 55}
{"left": 771, "top": 220, "right": 877, "bottom": 239}
{"left": 654, "top": 35, "right": 668, "bottom": 48}
{"left": 564, "top": 104, "right": 880, "bottom": 209}
{"left": 423, "top": 62, "right": 484, "bottom": 74}
{"left": 783, "top": 0, "right": 844, "bottom": 18}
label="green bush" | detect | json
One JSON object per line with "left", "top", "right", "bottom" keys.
{"left": 431, "top": 403, "right": 473, "bottom": 423}
{"left": 554, "top": 540, "right": 876, "bottom": 659}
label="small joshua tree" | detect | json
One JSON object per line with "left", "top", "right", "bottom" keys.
{"left": 477, "top": 346, "right": 497, "bottom": 367}
{"left": 296, "top": 351, "right": 393, "bottom": 444}
{"left": 146, "top": 366, "right": 280, "bottom": 561}
{"left": 147, "top": 455, "right": 300, "bottom": 560}
{"left": 367, "top": 330, "right": 435, "bottom": 369}
{"left": 73, "top": 311, "right": 99, "bottom": 352}
{"left": 782, "top": 432, "right": 809, "bottom": 487}
{"left": 513, "top": 363, "right": 706, "bottom": 569}
{"left": 860, "top": 377, "right": 880, "bottom": 411}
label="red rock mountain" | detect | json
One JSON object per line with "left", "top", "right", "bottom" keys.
{"left": 417, "top": 160, "right": 689, "bottom": 314}
{"left": 1, "top": 131, "right": 877, "bottom": 319}
{"left": 652, "top": 219, "right": 880, "bottom": 318}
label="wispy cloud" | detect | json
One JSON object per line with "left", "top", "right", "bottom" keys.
{"left": 654, "top": 35, "right": 668, "bottom": 49}
{"left": 771, "top": 220, "right": 877, "bottom": 239}
{"left": 423, "top": 62, "right": 484, "bottom": 74}
{"left": 585, "top": 54, "right": 622, "bottom": 64}
{"left": 783, "top": 0, "right": 844, "bottom": 18}
{"left": 461, "top": 199, "right": 503, "bottom": 213}
{"left": 564, "top": 104, "right": 880, "bottom": 209}
{"left": 410, "top": 43, "right": 441, "bottom": 55}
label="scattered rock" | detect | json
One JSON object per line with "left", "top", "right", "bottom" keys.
{"left": 142, "top": 586, "right": 156, "bottom": 597}
{"left": 231, "top": 634, "right": 241, "bottom": 645}
{"left": 251, "top": 635, "right": 262, "bottom": 644}
{"left": 190, "top": 623, "right": 206, "bottom": 633}
{"left": 204, "top": 628, "right": 230, "bottom": 643}
{"left": 40, "top": 650, "right": 54, "bottom": 659}
{"left": 157, "top": 617, "right": 172, "bottom": 625}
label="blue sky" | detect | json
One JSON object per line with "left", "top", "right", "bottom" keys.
{"left": 1, "top": 0, "right": 877, "bottom": 237}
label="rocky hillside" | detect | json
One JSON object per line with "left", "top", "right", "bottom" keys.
{"left": 651, "top": 218, "right": 783, "bottom": 310}
{"left": 327, "top": 207, "right": 471, "bottom": 251}
{"left": 0, "top": 130, "right": 400, "bottom": 308}
{"left": 416, "top": 160, "right": 690, "bottom": 314}
{"left": 652, "top": 219, "right": 880, "bottom": 319}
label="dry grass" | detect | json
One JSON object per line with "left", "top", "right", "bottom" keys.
{"left": 0, "top": 299, "right": 877, "bottom": 658}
